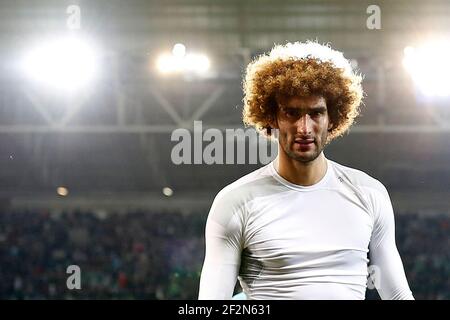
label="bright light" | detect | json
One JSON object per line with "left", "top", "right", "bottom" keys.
{"left": 156, "top": 53, "right": 184, "bottom": 73}
{"left": 403, "top": 40, "right": 450, "bottom": 97}
{"left": 162, "top": 187, "right": 173, "bottom": 197}
{"left": 185, "top": 54, "right": 210, "bottom": 73}
{"left": 57, "top": 187, "right": 69, "bottom": 197}
{"left": 22, "top": 36, "right": 98, "bottom": 91}
{"left": 156, "top": 44, "right": 210, "bottom": 75}
{"left": 172, "top": 43, "right": 186, "bottom": 57}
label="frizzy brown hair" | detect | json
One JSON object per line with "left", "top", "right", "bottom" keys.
{"left": 242, "top": 41, "right": 363, "bottom": 143}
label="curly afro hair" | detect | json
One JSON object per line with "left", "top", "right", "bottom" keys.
{"left": 242, "top": 41, "right": 363, "bottom": 143}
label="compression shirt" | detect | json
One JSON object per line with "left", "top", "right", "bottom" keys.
{"left": 198, "top": 157, "right": 414, "bottom": 300}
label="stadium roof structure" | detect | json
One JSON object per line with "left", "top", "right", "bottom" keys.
{"left": 0, "top": 0, "right": 449, "bottom": 212}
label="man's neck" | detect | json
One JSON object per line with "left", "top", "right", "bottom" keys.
{"left": 275, "top": 151, "right": 328, "bottom": 186}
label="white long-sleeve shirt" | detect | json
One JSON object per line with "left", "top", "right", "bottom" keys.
{"left": 199, "top": 156, "right": 414, "bottom": 300}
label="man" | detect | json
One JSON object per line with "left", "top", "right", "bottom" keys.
{"left": 198, "top": 41, "right": 414, "bottom": 300}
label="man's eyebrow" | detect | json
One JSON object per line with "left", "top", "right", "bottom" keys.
{"left": 310, "top": 106, "right": 327, "bottom": 112}
{"left": 284, "top": 105, "right": 326, "bottom": 110}
{"left": 281, "top": 105, "right": 327, "bottom": 112}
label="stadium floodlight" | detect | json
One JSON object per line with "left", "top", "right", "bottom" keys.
{"left": 57, "top": 186, "right": 69, "bottom": 197}
{"left": 156, "top": 53, "right": 184, "bottom": 73}
{"left": 156, "top": 44, "right": 210, "bottom": 75}
{"left": 185, "top": 54, "right": 210, "bottom": 73}
{"left": 172, "top": 43, "right": 186, "bottom": 58}
{"left": 22, "top": 36, "right": 98, "bottom": 91}
{"left": 403, "top": 40, "right": 450, "bottom": 97}
{"left": 162, "top": 187, "right": 173, "bottom": 197}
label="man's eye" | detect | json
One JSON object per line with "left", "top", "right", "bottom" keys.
{"left": 285, "top": 110, "right": 298, "bottom": 117}
{"left": 311, "top": 111, "right": 322, "bottom": 117}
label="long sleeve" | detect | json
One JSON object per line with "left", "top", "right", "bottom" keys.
{"left": 368, "top": 185, "right": 414, "bottom": 300}
{"left": 198, "top": 191, "right": 245, "bottom": 300}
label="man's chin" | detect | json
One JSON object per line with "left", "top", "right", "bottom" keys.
{"left": 287, "top": 151, "right": 319, "bottom": 163}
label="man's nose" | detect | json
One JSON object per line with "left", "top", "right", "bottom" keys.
{"left": 296, "top": 114, "right": 312, "bottom": 135}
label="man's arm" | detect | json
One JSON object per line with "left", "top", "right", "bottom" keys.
{"left": 368, "top": 185, "right": 414, "bottom": 300}
{"left": 198, "top": 191, "right": 244, "bottom": 300}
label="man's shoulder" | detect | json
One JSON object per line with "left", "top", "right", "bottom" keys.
{"left": 330, "top": 160, "right": 388, "bottom": 198}
{"left": 213, "top": 163, "right": 274, "bottom": 207}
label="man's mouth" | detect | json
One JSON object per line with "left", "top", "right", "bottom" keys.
{"left": 294, "top": 138, "right": 314, "bottom": 145}
{"left": 293, "top": 138, "right": 315, "bottom": 151}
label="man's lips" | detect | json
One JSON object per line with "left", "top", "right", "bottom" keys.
{"left": 294, "top": 139, "right": 314, "bottom": 145}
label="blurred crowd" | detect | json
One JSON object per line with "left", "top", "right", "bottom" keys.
{"left": 366, "top": 213, "right": 450, "bottom": 300}
{"left": 0, "top": 210, "right": 448, "bottom": 299}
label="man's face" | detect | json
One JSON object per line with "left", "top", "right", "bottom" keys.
{"left": 275, "top": 95, "right": 332, "bottom": 163}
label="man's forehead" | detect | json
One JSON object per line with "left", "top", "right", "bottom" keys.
{"left": 278, "top": 95, "right": 327, "bottom": 108}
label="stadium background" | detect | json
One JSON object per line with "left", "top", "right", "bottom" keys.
{"left": 0, "top": 0, "right": 449, "bottom": 299}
